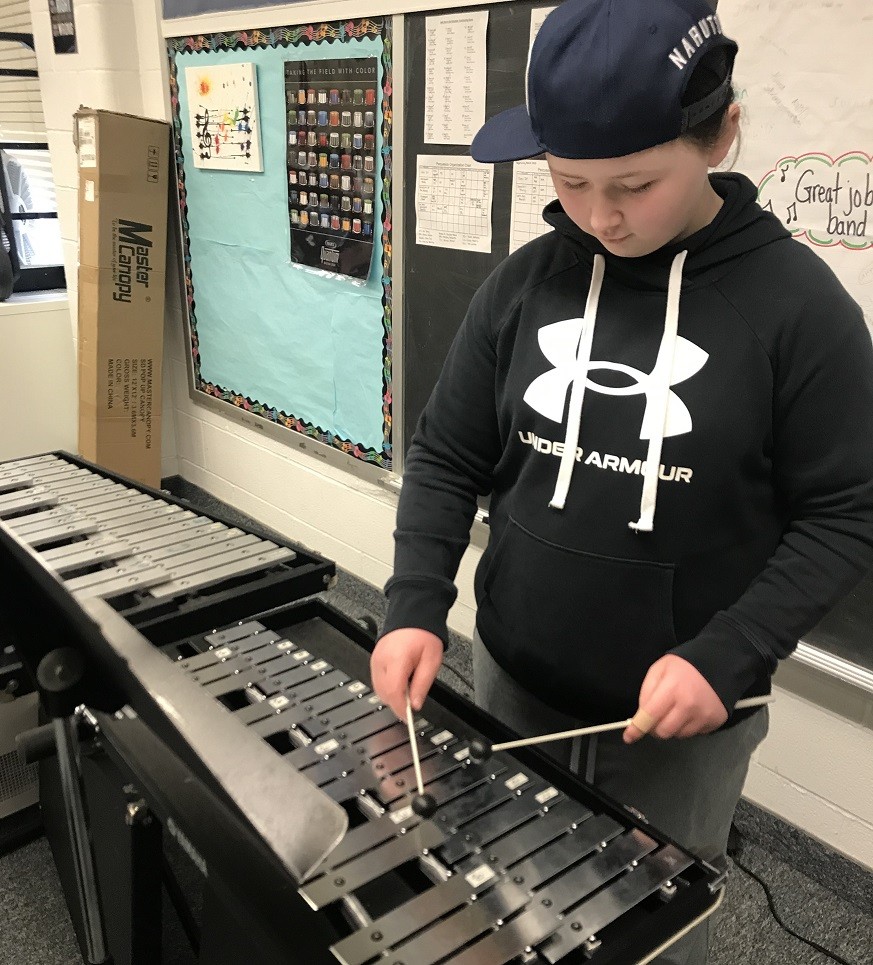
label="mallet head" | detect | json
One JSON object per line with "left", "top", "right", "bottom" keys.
{"left": 411, "top": 792, "right": 438, "bottom": 818}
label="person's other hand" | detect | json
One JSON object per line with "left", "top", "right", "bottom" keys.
{"left": 623, "top": 654, "right": 727, "bottom": 743}
{"left": 370, "top": 627, "right": 444, "bottom": 719}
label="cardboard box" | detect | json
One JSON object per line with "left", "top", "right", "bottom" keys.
{"left": 75, "top": 108, "right": 170, "bottom": 488}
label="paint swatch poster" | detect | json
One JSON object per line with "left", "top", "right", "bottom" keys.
{"left": 185, "top": 62, "right": 263, "bottom": 171}
{"left": 285, "top": 57, "right": 379, "bottom": 280}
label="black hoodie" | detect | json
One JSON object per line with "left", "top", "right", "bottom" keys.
{"left": 382, "top": 173, "right": 873, "bottom": 725}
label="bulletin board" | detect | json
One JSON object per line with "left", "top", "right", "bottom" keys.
{"left": 167, "top": 16, "right": 394, "bottom": 472}
{"left": 719, "top": 0, "right": 873, "bottom": 677}
{"left": 401, "top": 0, "right": 873, "bottom": 455}
{"left": 402, "top": 1, "right": 557, "bottom": 456}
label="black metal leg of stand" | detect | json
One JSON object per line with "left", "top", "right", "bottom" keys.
{"left": 127, "top": 799, "right": 163, "bottom": 964}
{"left": 36, "top": 646, "right": 112, "bottom": 965}
{"left": 54, "top": 714, "right": 111, "bottom": 964}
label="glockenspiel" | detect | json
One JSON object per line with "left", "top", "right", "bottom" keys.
{"left": 159, "top": 598, "right": 726, "bottom": 965}
{"left": 0, "top": 451, "right": 334, "bottom": 635}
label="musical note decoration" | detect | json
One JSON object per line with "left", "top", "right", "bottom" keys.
{"left": 185, "top": 63, "right": 263, "bottom": 172}
{"left": 757, "top": 152, "right": 873, "bottom": 251}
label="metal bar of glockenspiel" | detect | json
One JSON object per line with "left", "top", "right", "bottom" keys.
{"left": 6, "top": 506, "right": 78, "bottom": 534}
{"left": 0, "top": 486, "right": 56, "bottom": 515}
{"left": 39, "top": 534, "right": 117, "bottom": 562}
{"left": 122, "top": 521, "right": 229, "bottom": 556}
{"left": 140, "top": 532, "right": 261, "bottom": 571}
{"left": 23, "top": 519, "right": 101, "bottom": 547}
{"left": 71, "top": 567, "right": 169, "bottom": 600}
{"left": 49, "top": 542, "right": 135, "bottom": 574}
{"left": 0, "top": 474, "right": 33, "bottom": 492}
{"left": 53, "top": 486, "right": 142, "bottom": 508}
{"left": 148, "top": 546, "right": 296, "bottom": 600}
{"left": 15, "top": 464, "right": 88, "bottom": 483}
{"left": 41, "top": 478, "right": 120, "bottom": 499}
{"left": 0, "top": 452, "right": 59, "bottom": 473}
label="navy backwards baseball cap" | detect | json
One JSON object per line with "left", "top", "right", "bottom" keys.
{"left": 471, "top": 0, "right": 738, "bottom": 163}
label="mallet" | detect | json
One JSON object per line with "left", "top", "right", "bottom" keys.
{"left": 405, "top": 692, "right": 438, "bottom": 818}
{"left": 468, "top": 694, "right": 775, "bottom": 764}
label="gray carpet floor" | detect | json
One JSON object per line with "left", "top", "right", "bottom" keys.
{"left": 1, "top": 482, "right": 871, "bottom": 965}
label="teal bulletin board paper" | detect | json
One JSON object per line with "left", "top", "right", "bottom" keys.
{"left": 174, "top": 37, "right": 386, "bottom": 452}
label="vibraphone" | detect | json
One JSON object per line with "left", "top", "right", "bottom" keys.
{"left": 0, "top": 452, "right": 333, "bottom": 630}
{"left": 159, "top": 605, "right": 725, "bottom": 965}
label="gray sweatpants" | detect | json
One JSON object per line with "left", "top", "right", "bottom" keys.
{"left": 472, "top": 632, "right": 769, "bottom": 965}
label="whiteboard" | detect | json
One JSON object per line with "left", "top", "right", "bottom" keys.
{"left": 721, "top": 0, "right": 873, "bottom": 328}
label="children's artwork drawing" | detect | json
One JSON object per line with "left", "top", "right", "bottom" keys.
{"left": 185, "top": 62, "right": 263, "bottom": 172}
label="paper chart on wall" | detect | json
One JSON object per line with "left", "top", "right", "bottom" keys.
{"left": 509, "top": 160, "right": 556, "bottom": 254}
{"left": 424, "top": 11, "right": 488, "bottom": 145}
{"left": 185, "top": 62, "right": 263, "bottom": 171}
{"left": 529, "top": 6, "right": 558, "bottom": 53}
{"left": 416, "top": 155, "right": 493, "bottom": 253}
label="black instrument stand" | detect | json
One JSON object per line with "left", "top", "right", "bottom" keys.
{"left": 34, "top": 646, "right": 113, "bottom": 965}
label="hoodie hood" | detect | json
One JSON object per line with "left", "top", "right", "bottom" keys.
{"left": 542, "top": 172, "right": 791, "bottom": 291}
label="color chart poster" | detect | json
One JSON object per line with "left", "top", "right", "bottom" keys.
{"left": 285, "top": 57, "right": 379, "bottom": 280}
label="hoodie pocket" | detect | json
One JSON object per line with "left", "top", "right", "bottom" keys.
{"left": 478, "top": 516, "right": 678, "bottom": 720}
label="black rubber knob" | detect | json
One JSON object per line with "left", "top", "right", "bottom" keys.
{"left": 468, "top": 738, "right": 492, "bottom": 764}
{"left": 411, "top": 793, "right": 438, "bottom": 818}
{"left": 15, "top": 723, "right": 57, "bottom": 764}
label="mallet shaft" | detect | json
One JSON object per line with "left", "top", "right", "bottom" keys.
{"left": 489, "top": 694, "right": 775, "bottom": 752}
{"left": 491, "top": 718, "right": 632, "bottom": 752}
{"left": 405, "top": 694, "right": 426, "bottom": 796}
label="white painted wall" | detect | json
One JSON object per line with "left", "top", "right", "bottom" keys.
{"left": 745, "top": 685, "right": 873, "bottom": 869}
{"left": 0, "top": 294, "right": 76, "bottom": 459}
{"left": 24, "top": 0, "right": 873, "bottom": 872}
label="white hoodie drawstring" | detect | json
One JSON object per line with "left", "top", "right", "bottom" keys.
{"left": 549, "top": 254, "right": 605, "bottom": 510}
{"left": 628, "top": 249, "right": 688, "bottom": 533}
{"left": 548, "top": 249, "right": 689, "bottom": 534}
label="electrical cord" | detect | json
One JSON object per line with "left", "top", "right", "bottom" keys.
{"left": 728, "top": 833, "right": 858, "bottom": 965}
{"left": 439, "top": 658, "right": 475, "bottom": 693}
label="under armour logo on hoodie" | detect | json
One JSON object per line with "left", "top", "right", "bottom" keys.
{"left": 524, "top": 317, "right": 709, "bottom": 440}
